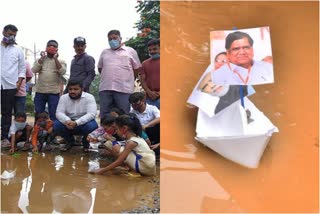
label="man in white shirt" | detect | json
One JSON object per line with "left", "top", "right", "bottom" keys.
{"left": 1, "top": 24, "right": 26, "bottom": 144}
{"left": 54, "top": 80, "right": 98, "bottom": 152}
{"left": 212, "top": 31, "right": 274, "bottom": 85}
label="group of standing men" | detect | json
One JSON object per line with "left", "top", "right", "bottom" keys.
{"left": 1, "top": 24, "right": 160, "bottom": 151}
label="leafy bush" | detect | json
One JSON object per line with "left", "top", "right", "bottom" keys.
{"left": 89, "top": 75, "right": 100, "bottom": 105}
{"left": 126, "top": 0, "right": 160, "bottom": 62}
{"left": 25, "top": 94, "right": 34, "bottom": 114}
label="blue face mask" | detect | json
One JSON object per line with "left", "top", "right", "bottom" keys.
{"left": 15, "top": 121, "right": 26, "bottom": 130}
{"left": 109, "top": 39, "right": 120, "bottom": 49}
{"left": 150, "top": 53, "right": 160, "bottom": 59}
{"left": 2, "top": 35, "right": 15, "bottom": 45}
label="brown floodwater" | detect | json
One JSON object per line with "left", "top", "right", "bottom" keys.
{"left": 160, "top": 1, "right": 319, "bottom": 213}
{"left": 1, "top": 150, "right": 159, "bottom": 213}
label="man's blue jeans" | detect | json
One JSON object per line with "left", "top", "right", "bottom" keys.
{"left": 53, "top": 119, "right": 98, "bottom": 149}
{"left": 14, "top": 96, "right": 26, "bottom": 114}
{"left": 146, "top": 98, "right": 160, "bottom": 110}
{"left": 34, "top": 92, "right": 60, "bottom": 120}
{"left": 99, "top": 90, "right": 131, "bottom": 119}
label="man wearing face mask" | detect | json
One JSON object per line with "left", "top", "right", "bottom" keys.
{"left": 32, "top": 40, "right": 67, "bottom": 121}
{"left": 64, "top": 37, "right": 95, "bottom": 93}
{"left": 1, "top": 24, "right": 26, "bottom": 146}
{"left": 98, "top": 30, "right": 142, "bottom": 118}
{"left": 54, "top": 80, "right": 98, "bottom": 152}
{"left": 140, "top": 39, "right": 160, "bottom": 109}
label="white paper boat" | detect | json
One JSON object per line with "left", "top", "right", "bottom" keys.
{"left": 0, "top": 169, "right": 16, "bottom": 179}
{"left": 195, "top": 97, "right": 278, "bottom": 168}
{"left": 88, "top": 160, "right": 100, "bottom": 172}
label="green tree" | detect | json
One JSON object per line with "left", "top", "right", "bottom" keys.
{"left": 89, "top": 75, "right": 100, "bottom": 105}
{"left": 126, "top": 0, "right": 160, "bottom": 62}
{"left": 25, "top": 94, "right": 35, "bottom": 115}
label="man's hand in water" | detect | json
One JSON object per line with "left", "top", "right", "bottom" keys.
{"left": 93, "top": 168, "right": 106, "bottom": 175}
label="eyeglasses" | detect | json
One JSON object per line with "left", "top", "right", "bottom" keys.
{"left": 229, "top": 45, "right": 252, "bottom": 53}
{"left": 131, "top": 100, "right": 143, "bottom": 107}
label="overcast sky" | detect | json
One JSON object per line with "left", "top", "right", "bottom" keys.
{"left": 0, "top": 0, "right": 140, "bottom": 78}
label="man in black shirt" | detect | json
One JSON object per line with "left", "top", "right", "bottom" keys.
{"left": 65, "top": 36, "right": 96, "bottom": 93}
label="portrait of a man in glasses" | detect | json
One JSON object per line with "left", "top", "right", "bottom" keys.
{"left": 211, "top": 30, "right": 274, "bottom": 85}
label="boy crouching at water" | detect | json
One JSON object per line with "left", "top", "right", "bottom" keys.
{"left": 92, "top": 114, "right": 156, "bottom": 176}
{"left": 87, "top": 114, "right": 118, "bottom": 144}
{"left": 9, "top": 112, "right": 33, "bottom": 154}
{"left": 31, "top": 112, "right": 54, "bottom": 152}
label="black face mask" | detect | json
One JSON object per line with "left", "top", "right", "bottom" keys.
{"left": 38, "top": 121, "right": 47, "bottom": 128}
{"left": 69, "top": 92, "right": 82, "bottom": 100}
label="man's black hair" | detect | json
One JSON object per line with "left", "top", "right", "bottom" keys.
{"left": 3, "top": 24, "right": 18, "bottom": 32}
{"left": 67, "top": 80, "right": 83, "bottom": 89}
{"left": 147, "top": 39, "right": 160, "bottom": 47}
{"left": 47, "top": 40, "right": 59, "bottom": 47}
{"left": 108, "top": 30, "right": 121, "bottom": 37}
{"left": 129, "top": 92, "right": 145, "bottom": 104}
{"left": 14, "top": 112, "right": 26, "bottom": 120}
{"left": 225, "top": 31, "right": 253, "bottom": 50}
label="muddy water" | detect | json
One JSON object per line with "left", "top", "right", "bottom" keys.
{"left": 1, "top": 151, "right": 159, "bottom": 213}
{"left": 160, "top": 1, "right": 318, "bottom": 213}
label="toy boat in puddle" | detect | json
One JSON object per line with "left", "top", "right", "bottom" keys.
{"left": 195, "top": 97, "right": 278, "bottom": 168}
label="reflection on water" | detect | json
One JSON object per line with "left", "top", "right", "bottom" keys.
{"left": 161, "top": 144, "right": 243, "bottom": 213}
{"left": 1, "top": 151, "right": 158, "bottom": 213}
{"left": 161, "top": 1, "right": 318, "bottom": 213}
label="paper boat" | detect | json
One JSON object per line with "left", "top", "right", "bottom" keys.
{"left": 195, "top": 97, "right": 278, "bottom": 168}
{"left": 0, "top": 169, "right": 16, "bottom": 180}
